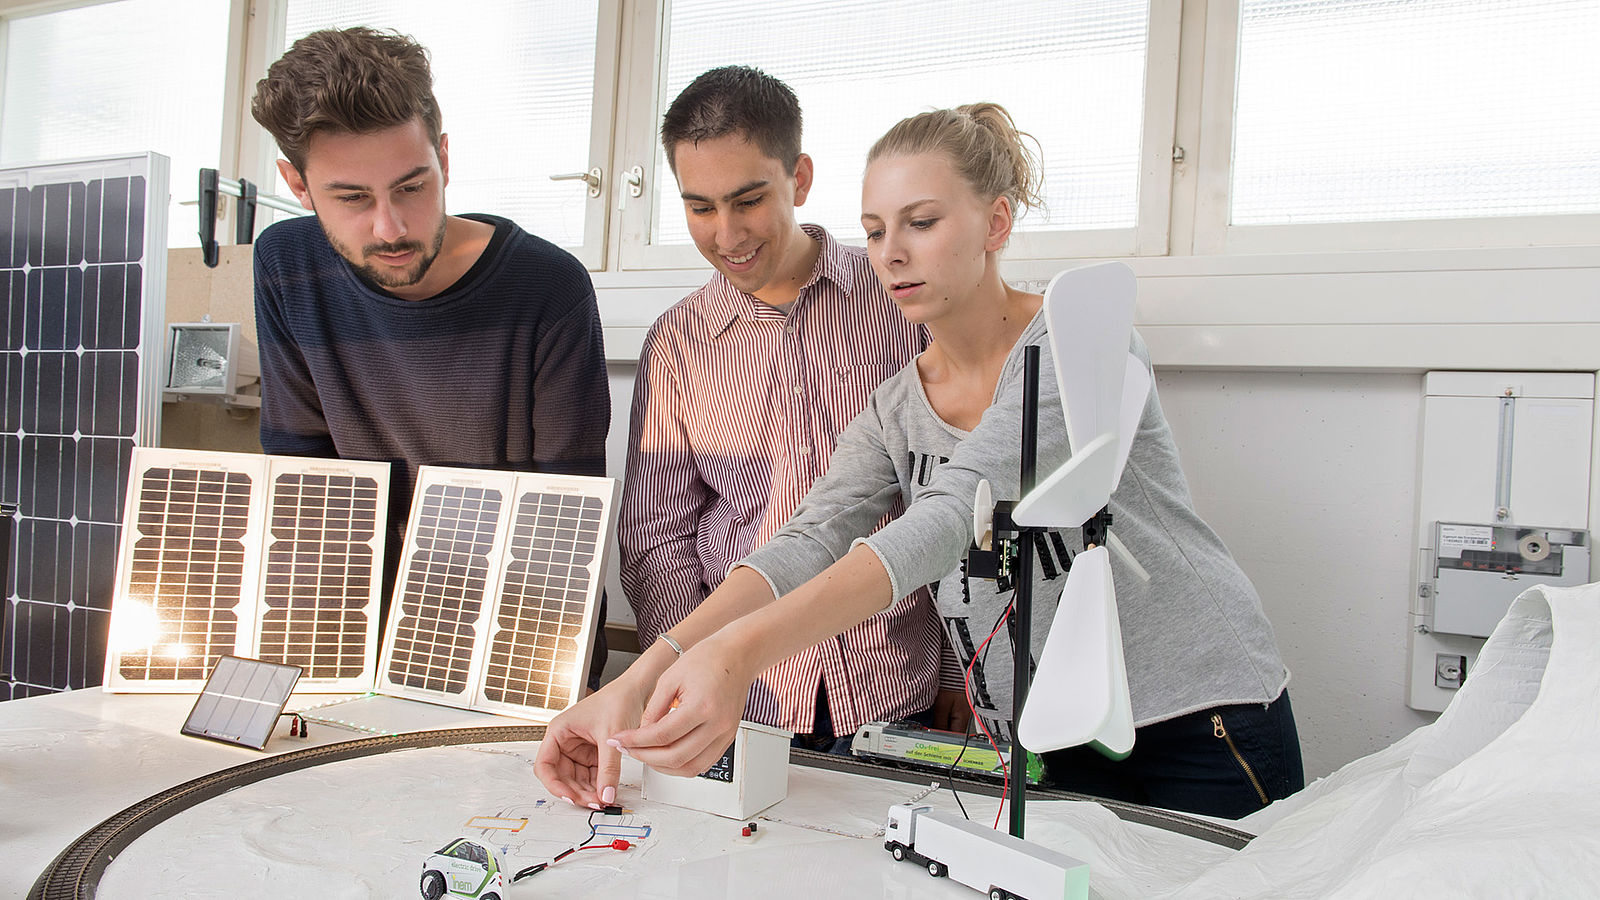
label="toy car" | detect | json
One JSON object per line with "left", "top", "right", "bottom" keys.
{"left": 420, "top": 838, "right": 507, "bottom": 900}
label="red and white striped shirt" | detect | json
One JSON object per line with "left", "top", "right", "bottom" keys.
{"left": 618, "top": 226, "right": 942, "bottom": 736}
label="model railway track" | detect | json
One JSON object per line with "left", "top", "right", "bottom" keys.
{"left": 32, "top": 726, "right": 1252, "bottom": 899}
{"left": 29, "top": 725, "right": 547, "bottom": 900}
{"left": 791, "top": 749, "right": 1256, "bottom": 850}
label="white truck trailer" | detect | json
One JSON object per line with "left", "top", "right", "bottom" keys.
{"left": 882, "top": 804, "right": 1089, "bottom": 900}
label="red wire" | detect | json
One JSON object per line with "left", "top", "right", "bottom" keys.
{"left": 964, "top": 604, "right": 1013, "bottom": 830}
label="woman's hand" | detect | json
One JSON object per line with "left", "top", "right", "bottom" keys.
{"left": 534, "top": 673, "right": 653, "bottom": 809}
{"left": 609, "top": 633, "right": 757, "bottom": 777}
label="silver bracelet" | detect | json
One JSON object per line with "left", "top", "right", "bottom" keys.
{"left": 658, "top": 632, "right": 685, "bottom": 656}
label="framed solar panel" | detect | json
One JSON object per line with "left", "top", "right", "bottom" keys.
{"left": 377, "top": 466, "right": 618, "bottom": 721}
{"left": 1, "top": 154, "right": 169, "bottom": 700}
{"left": 377, "top": 467, "right": 516, "bottom": 707}
{"left": 103, "top": 448, "right": 391, "bottom": 693}
{"left": 257, "top": 456, "right": 389, "bottom": 692}
{"left": 181, "top": 655, "right": 302, "bottom": 751}
{"left": 104, "top": 448, "right": 269, "bottom": 692}
{"left": 474, "top": 475, "right": 618, "bottom": 719}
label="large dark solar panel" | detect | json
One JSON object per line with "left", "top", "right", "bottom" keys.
{"left": 378, "top": 467, "right": 617, "bottom": 721}
{"left": 1, "top": 156, "right": 167, "bottom": 701}
{"left": 379, "top": 471, "right": 510, "bottom": 700}
{"left": 257, "top": 458, "right": 387, "bottom": 691}
{"left": 479, "top": 485, "right": 610, "bottom": 716}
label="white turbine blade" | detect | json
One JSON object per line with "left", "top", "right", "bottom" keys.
{"left": 1041, "top": 262, "right": 1137, "bottom": 455}
{"left": 1017, "top": 546, "right": 1135, "bottom": 756}
{"left": 1114, "top": 353, "right": 1152, "bottom": 485}
{"left": 1012, "top": 432, "right": 1118, "bottom": 529}
{"left": 1105, "top": 530, "right": 1150, "bottom": 583}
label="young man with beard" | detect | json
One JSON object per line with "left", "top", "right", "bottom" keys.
{"left": 250, "top": 27, "right": 610, "bottom": 679}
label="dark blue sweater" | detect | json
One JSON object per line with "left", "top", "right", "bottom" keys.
{"left": 253, "top": 214, "right": 611, "bottom": 652}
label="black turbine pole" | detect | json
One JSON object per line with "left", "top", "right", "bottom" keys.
{"left": 1010, "top": 345, "right": 1042, "bottom": 838}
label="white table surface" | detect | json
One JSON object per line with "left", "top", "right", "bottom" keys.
{"left": 1, "top": 689, "right": 1223, "bottom": 900}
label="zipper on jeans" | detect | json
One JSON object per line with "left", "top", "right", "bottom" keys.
{"left": 1212, "top": 714, "right": 1270, "bottom": 806}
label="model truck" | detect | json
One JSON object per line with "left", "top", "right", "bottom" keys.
{"left": 883, "top": 804, "right": 1089, "bottom": 900}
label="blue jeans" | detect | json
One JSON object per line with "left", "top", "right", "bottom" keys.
{"left": 1041, "top": 690, "right": 1305, "bottom": 820}
{"left": 793, "top": 685, "right": 936, "bottom": 756}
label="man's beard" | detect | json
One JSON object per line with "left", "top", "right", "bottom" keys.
{"left": 322, "top": 215, "right": 449, "bottom": 294}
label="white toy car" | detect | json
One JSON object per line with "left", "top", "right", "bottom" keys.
{"left": 420, "top": 838, "right": 507, "bottom": 900}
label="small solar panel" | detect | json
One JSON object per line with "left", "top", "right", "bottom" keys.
{"left": 181, "top": 655, "right": 301, "bottom": 750}
{"left": 378, "top": 466, "right": 618, "bottom": 720}
{"left": 104, "top": 448, "right": 389, "bottom": 693}
{"left": 1, "top": 154, "right": 169, "bottom": 701}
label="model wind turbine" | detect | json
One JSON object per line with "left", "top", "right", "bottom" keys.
{"left": 968, "top": 260, "right": 1149, "bottom": 834}
{"left": 1010, "top": 260, "right": 1148, "bottom": 757}
{"left": 880, "top": 263, "right": 1147, "bottom": 898}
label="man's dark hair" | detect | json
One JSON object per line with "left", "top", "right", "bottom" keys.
{"left": 252, "top": 26, "right": 441, "bottom": 174}
{"left": 660, "top": 66, "right": 802, "bottom": 174}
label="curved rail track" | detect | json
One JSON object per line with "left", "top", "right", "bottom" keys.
{"left": 31, "top": 725, "right": 1252, "bottom": 898}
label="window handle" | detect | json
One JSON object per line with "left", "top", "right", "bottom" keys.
{"left": 617, "top": 165, "right": 644, "bottom": 210}
{"left": 550, "top": 167, "right": 602, "bottom": 198}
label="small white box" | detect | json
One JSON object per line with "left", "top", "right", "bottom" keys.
{"left": 642, "top": 720, "right": 792, "bottom": 819}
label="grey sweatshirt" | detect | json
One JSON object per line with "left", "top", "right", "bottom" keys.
{"left": 739, "top": 311, "right": 1288, "bottom": 741}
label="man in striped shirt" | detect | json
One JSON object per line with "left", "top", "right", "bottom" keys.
{"left": 618, "top": 67, "right": 964, "bottom": 752}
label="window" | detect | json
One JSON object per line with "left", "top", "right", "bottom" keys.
{"left": 6, "top": 0, "right": 1592, "bottom": 268}
{"left": 1198, "top": 0, "right": 1600, "bottom": 251}
{"left": 0, "top": 0, "right": 231, "bottom": 250}
{"left": 620, "top": 0, "right": 1180, "bottom": 267}
{"left": 278, "top": 0, "right": 613, "bottom": 266}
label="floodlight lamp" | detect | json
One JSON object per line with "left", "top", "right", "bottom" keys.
{"left": 163, "top": 322, "right": 261, "bottom": 407}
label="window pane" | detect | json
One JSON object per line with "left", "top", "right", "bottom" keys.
{"left": 653, "top": 0, "right": 1149, "bottom": 246}
{"left": 1233, "top": 0, "right": 1600, "bottom": 225}
{"left": 0, "top": 0, "right": 230, "bottom": 249}
{"left": 282, "top": 2, "right": 600, "bottom": 249}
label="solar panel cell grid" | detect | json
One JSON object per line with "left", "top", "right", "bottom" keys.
{"left": 386, "top": 483, "right": 503, "bottom": 696}
{"left": 258, "top": 471, "right": 381, "bottom": 680}
{"left": 483, "top": 492, "right": 604, "bottom": 709}
{"left": 2, "top": 160, "right": 160, "bottom": 700}
{"left": 117, "top": 467, "right": 252, "bottom": 681}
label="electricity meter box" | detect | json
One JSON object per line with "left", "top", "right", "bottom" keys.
{"left": 642, "top": 720, "right": 791, "bottom": 819}
{"left": 1428, "top": 522, "right": 1589, "bottom": 638}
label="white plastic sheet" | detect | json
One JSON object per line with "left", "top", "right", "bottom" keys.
{"left": 1145, "top": 581, "right": 1600, "bottom": 898}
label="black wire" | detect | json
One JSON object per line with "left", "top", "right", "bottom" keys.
{"left": 946, "top": 730, "right": 975, "bottom": 820}
{"left": 516, "top": 807, "right": 613, "bottom": 881}
{"left": 948, "top": 596, "right": 1016, "bottom": 819}
{"left": 579, "top": 808, "right": 602, "bottom": 847}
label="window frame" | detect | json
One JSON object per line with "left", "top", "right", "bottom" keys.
{"left": 1190, "top": 0, "right": 1600, "bottom": 255}
{"left": 2, "top": 0, "right": 1595, "bottom": 301}
{"left": 611, "top": 0, "right": 1185, "bottom": 272}
{"left": 0, "top": 0, "right": 252, "bottom": 248}
{"left": 232, "top": 0, "right": 626, "bottom": 269}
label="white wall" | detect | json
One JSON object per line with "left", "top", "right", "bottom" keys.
{"left": 1155, "top": 370, "right": 1436, "bottom": 779}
